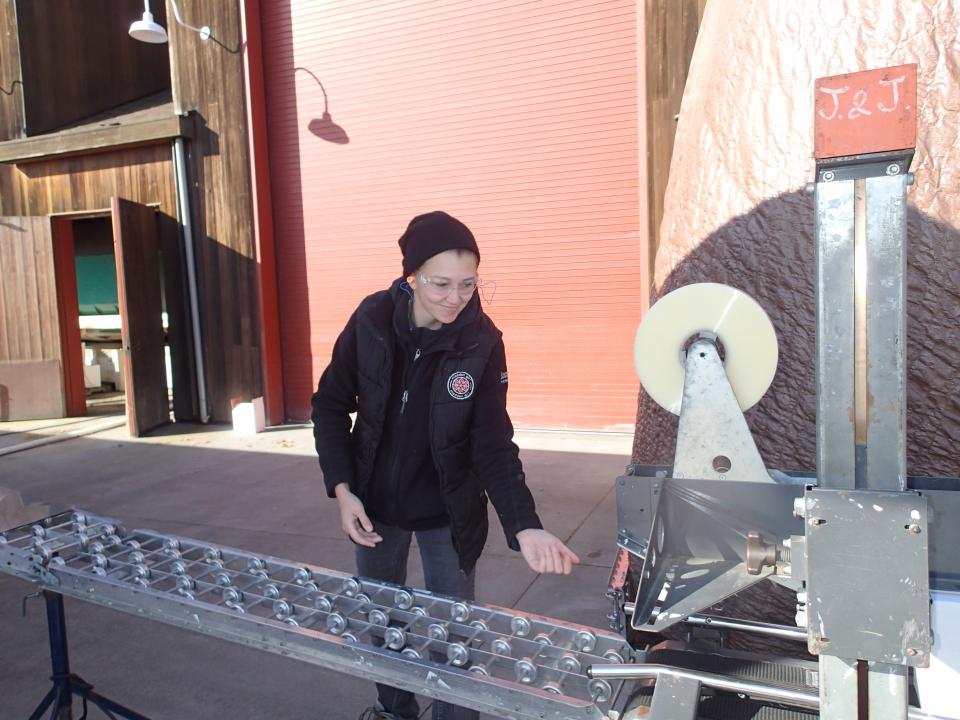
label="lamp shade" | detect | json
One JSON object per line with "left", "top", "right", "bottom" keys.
{"left": 129, "top": 11, "right": 168, "bottom": 44}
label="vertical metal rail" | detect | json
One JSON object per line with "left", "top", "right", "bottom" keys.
{"left": 811, "top": 63, "right": 921, "bottom": 719}
{"left": 814, "top": 157, "right": 914, "bottom": 719}
{"left": 815, "top": 176, "right": 861, "bottom": 714}
{"left": 172, "top": 136, "right": 210, "bottom": 423}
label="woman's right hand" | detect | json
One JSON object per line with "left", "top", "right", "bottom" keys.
{"left": 334, "top": 484, "right": 383, "bottom": 547}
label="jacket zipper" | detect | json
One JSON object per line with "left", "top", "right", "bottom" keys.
{"left": 400, "top": 347, "right": 421, "bottom": 415}
{"left": 388, "top": 346, "right": 422, "bottom": 525}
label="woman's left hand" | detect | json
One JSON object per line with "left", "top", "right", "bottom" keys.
{"left": 515, "top": 529, "right": 581, "bottom": 575}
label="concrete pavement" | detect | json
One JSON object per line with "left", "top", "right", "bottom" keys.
{"left": 0, "top": 421, "right": 631, "bottom": 720}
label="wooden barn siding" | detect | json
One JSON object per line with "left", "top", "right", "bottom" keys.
{"left": 0, "top": 145, "right": 198, "bottom": 421}
{"left": 644, "top": 0, "right": 707, "bottom": 281}
{"left": 0, "top": 217, "right": 59, "bottom": 363}
{"left": 262, "top": 0, "right": 643, "bottom": 429}
{"left": 0, "top": 0, "right": 25, "bottom": 141}
{"left": 0, "top": 145, "right": 177, "bottom": 217}
{"left": 14, "top": 0, "right": 170, "bottom": 136}
{"left": 168, "top": 0, "right": 262, "bottom": 422}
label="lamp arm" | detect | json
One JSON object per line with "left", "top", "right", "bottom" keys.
{"left": 168, "top": 0, "right": 211, "bottom": 39}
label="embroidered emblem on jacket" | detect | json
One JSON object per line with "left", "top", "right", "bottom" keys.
{"left": 500, "top": 371, "right": 508, "bottom": 384}
{"left": 447, "top": 371, "right": 475, "bottom": 400}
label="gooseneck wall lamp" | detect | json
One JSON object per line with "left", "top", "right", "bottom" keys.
{"left": 129, "top": 0, "right": 212, "bottom": 45}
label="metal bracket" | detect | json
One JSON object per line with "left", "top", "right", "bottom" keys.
{"left": 815, "top": 149, "right": 915, "bottom": 182}
{"left": 673, "top": 340, "right": 772, "bottom": 484}
{"left": 630, "top": 479, "right": 804, "bottom": 632}
{"left": 804, "top": 488, "right": 931, "bottom": 665}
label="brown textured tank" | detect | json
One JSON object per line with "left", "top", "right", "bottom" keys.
{"left": 629, "top": 2, "right": 959, "bottom": 647}
{"left": 633, "top": 0, "right": 960, "bottom": 479}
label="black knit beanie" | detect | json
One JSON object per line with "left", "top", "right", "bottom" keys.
{"left": 398, "top": 211, "right": 480, "bottom": 276}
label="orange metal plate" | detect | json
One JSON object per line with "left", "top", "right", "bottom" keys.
{"left": 814, "top": 64, "right": 917, "bottom": 159}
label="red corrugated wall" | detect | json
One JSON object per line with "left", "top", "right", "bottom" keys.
{"left": 262, "top": 1, "right": 642, "bottom": 430}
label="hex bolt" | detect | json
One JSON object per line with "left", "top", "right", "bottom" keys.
{"left": 809, "top": 517, "right": 825, "bottom": 526}
{"left": 368, "top": 608, "right": 389, "bottom": 626}
{"left": 886, "top": 163, "right": 900, "bottom": 175}
{"left": 906, "top": 647, "right": 918, "bottom": 657}
{"left": 446, "top": 642, "right": 470, "bottom": 667}
{"left": 588, "top": 678, "right": 612, "bottom": 704}
{"left": 822, "top": 170, "right": 835, "bottom": 182}
{"left": 533, "top": 631, "right": 555, "bottom": 646}
{"left": 450, "top": 602, "right": 471, "bottom": 623}
{"left": 558, "top": 653, "right": 581, "bottom": 673}
{"left": 492, "top": 637, "right": 513, "bottom": 656}
{"left": 272, "top": 599, "right": 293, "bottom": 620}
{"left": 314, "top": 594, "right": 333, "bottom": 612}
{"left": 326, "top": 612, "right": 347, "bottom": 635}
{"left": 393, "top": 589, "right": 414, "bottom": 610}
{"left": 575, "top": 630, "right": 597, "bottom": 653}
{"left": 908, "top": 524, "right": 922, "bottom": 534}
{"left": 511, "top": 616, "right": 532, "bottom": 638}
{"left": 428, "top": 623, "right": 449, "bottom": 642}
{"left": 602, "top": 649, "right": 625, "bottom": 664}
{"left": 222, "top": 586, "right": 243, "bottom": 604}
{"left": 515, "top": 659, "right": 538, "bottom": 684}
{"left": 384, "top": 627, "right": 406, "bottom": 650}
{"left": 793, "top": 497, "right": 806, "bottom": 518}
{"left": 163, "top": 537, "right": 181, "bottom": 554}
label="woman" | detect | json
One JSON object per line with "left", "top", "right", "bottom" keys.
{"left": 311, "top": 210, "right": 580, "bottom": 720}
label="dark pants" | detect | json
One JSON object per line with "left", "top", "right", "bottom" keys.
{"left": 355, "top": 522, "right": 479, "bottom": 720}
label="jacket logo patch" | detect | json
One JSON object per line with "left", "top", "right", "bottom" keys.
{"left": 447, "top": 371, "right": 475, "bottom": 400}
{"left": 500, "top": 371, "right": 508, "bottom": 384}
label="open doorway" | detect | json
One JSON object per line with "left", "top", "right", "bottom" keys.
{"left": 73, "top": 216, "right": 127, "bottom": 417}
{"left": 72, "top": 216, "right": 178, "bottom": 420}
{"left": 49, "top": 200, "right": 186, "bottom": 436}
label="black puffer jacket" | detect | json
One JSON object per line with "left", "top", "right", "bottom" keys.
{"left": 311, "top": 279, "right": 542, "bottom": 573}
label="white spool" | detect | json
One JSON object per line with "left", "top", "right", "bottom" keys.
{"left": 634, "top": 283, "right": 778, "bottom": 414}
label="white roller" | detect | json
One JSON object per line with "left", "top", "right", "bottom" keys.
{"left": 634, "top": 283, "right": 778, "bottom": 414}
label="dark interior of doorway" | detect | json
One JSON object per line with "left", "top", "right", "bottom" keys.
{"left": 71, "top": 216, "right": 172, "bottom": 421}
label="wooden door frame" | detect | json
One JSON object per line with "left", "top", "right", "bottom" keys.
{"left": 50, "top": 215, "right": 88, "bottom": 417}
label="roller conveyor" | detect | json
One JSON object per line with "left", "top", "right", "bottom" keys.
{"left": 0, "top": 509, "right": 632, "bottom": 720}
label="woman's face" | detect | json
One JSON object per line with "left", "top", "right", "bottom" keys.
{"left": 409, "top": 249, "right": 479, "bottom": 329}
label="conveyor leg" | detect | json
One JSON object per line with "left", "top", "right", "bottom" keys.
{"left": 27, "top": 591, "right": 151, "bottom": 720}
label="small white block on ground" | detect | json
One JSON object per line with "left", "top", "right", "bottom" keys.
{"left": 232, "top": 397, "right": 266, "bottom": 435}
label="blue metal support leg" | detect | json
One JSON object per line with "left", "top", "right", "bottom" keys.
{"left": 28, "top": 591, "right": 152, "bottom": 720}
